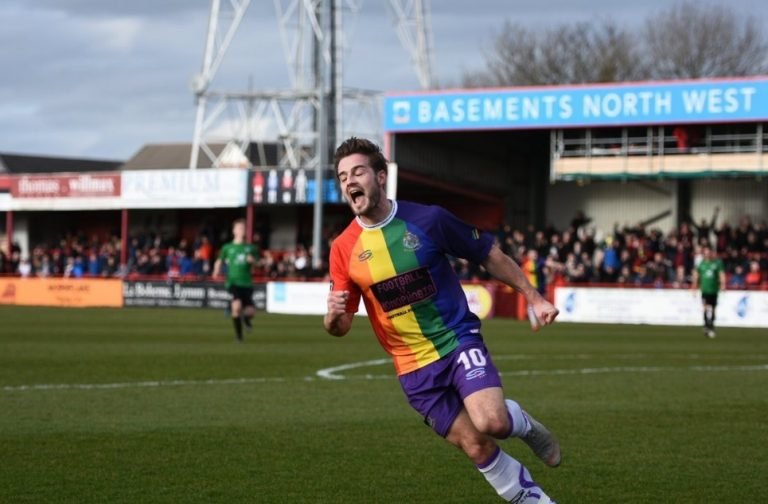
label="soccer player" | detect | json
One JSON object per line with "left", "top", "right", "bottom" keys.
{"left": 213, "top": 219, "right": 259, "bottom": 342}
{"left": 692, "top": 245, "right": 726, "bottom": 338}
{"left": 324, "top": 138, "right": 561, "bottom": 503}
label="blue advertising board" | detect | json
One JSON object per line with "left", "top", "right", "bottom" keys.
{"left": 384, "top": 78, "right": 768, "bottom": 132}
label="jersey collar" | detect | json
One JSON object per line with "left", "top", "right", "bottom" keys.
{"left": 357, "top": 200, "right": 397, "bottom": 230}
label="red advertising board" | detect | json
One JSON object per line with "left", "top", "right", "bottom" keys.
{"left": 11, "top": 173, "right": 121, "bottom": 198}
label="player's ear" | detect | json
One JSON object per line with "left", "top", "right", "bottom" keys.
{"left": 377, "top": 169, "right": 386, "bottom": 187}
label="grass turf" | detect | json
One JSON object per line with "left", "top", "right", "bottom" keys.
{"left": 1, "top": 305, "right": 767, "bottom": 503}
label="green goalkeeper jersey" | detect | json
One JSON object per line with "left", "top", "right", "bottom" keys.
{"left": 696, "top": 258, "right": 724, "bottom": 295}
{"left": 219, "top": 242, "right": 259, "bottom": 288}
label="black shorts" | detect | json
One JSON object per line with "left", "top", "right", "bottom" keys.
{"left": 702, "top": 293, "right": 718, "bottom": 307}
{"left": 228, "top": 286, "right": 255, "bottom": 307}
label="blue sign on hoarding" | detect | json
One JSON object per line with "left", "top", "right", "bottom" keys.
{"left": 384, "top": 78, "right": 768, "bottom": 132}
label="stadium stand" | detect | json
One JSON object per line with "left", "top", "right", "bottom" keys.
{"left": 3, "top": 214, "right": 765, "bottom": 294}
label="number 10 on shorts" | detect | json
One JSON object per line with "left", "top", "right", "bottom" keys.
{"left": 457, "top": 348, "right": 487, "bottom": 370}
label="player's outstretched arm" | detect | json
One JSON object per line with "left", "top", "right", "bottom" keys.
{"left": 482, "top": 245, "right": 559, "bottom": 327}
{"left": 324, "top": 290, "right": 354, "bottom": 336}
{"left": 212, "top": 258, "right": 223, "bottom": 278}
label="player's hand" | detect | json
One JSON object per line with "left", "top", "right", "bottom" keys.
{"left": 327, "top": 290, "right": 350, "bottom": 316}
{"left": 528, "top": 298, "right": 559, "bottom": 331}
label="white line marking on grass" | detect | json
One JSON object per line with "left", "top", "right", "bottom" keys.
{"left": 500, "top": 364, "right": 768, "bottom": 377}
{"left": 315, "top": 358, "right": 390, "bottom": 380}
{"left": 314, "top": 359, "right": 768, "bottom": 381}
{"left": 4, "top": 363, "right": 766, "bottom": 393}
{"left": 1, "top": 377, "right": 286, "bottom": 392}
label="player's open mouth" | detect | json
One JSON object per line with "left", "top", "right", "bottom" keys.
{"left": 349, "top": 188, "right": 364, "bottom": 204}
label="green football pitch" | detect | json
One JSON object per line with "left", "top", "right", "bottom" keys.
{"left": 1, "top": 306, "right": 766, "bottom": 503}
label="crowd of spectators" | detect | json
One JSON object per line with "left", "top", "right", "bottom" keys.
{"left": 2, "top": 210, "right": 766, "bottom": 291}
{"left": 0, "top": 229, "right": 328, "bottom": 281}
{"left": 455, "top": 209, "right": 767, "bottom": 292}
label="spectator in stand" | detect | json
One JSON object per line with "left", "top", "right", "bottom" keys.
{"left": 293, "top": 245, "right": 309, "bottom": 277}
{"left": 714, "top": 220, "right": 732, "bottom": 254}
{"left": 17, "top": 258, "right": 32, "bottom": 278}
{"left": 148, "top": 248, "right": 165, "bottom": 275}
{"left": 564, "top": 252, "right": 587, "bottom": 283}
{"left": 729, "top": 264, "right": 747, "bottom": 289}
{"left": 533, "top": 231, "right": 549, "bottom": 259}
{"left": 646, "top": 251, "right": 672, "bottom": 286}
{"left": 195, "top": 236, "right": 213, "bottom": 276}
{"left": 86, "top": 250, "right": 101, "bottom": 276}
{"left": 671, "top": 265, "right": 689, "bottom": 288}
{"left": 135, "top": 252, "right": 151, "bottom": 275}
{"left": 9, "top": 248, "right": 20, "bottom": 274}
{"left": 579, "top": 251, "right": 596, "bottom": 283}
{"left": 166, "top": 245, "right": 181, "bottom": 278}
{"left": 521, "top": 249, "right": 541, "bottom": 294}
{"left": 103, "top": 254, "right": 119, "bottom": 277}
{"left": 690, "top": 207, "right": 719, "bottom": 245}
{"left": 570, "top": 210, "right": 592, "bottom": 233}
{"left": 180, "top": 248, "right": 195, "bottom": 276}
{"left": 601, "top": 238, "right": 621, "bottom": 282}
{"left": 745, "top": 260, "right": 763, "bottom": 288}
{"left": 38, "top": 254, "right": 52, "bottom": 277}
{"left": 734, "top": 215, "right": 753, "bottom": 250}
{"left": 617, "top": 264, "right": 634, "bottom": 284}
{"left": 64, "top": 256, "right": 84, "bottom": 278}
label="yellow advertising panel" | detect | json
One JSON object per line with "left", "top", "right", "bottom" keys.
{"left": 0, "top": 278, "right": 123, "bottom": 308}
{"left": 461, "top": 283, "right": 495, "bottom": 320}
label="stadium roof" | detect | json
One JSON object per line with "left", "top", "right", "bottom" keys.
{"left": 120, "top": 142, "right": 281, "bottom": 170}
{"left": 0, "top": 153, "right": 122, "bottom": 174}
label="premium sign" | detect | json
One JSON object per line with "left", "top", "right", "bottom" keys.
{"left": 122, "top": 169, "right": 247, "bottom": 208}
{"left": 11, "top": 174, "right": 120, "bottom": 198}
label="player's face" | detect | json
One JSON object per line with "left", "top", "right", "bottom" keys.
{"left": 337, "top": 153, "right": 386, "bottom": 218}
{"left": 233, "top": 222, "right": 246, "bottom": 241}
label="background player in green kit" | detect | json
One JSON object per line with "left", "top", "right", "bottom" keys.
{"left": 213, "top": 219, "right": 260, "bottom": 342}
{"left": 692, "top": 245, "right": 726, "bottom": 339}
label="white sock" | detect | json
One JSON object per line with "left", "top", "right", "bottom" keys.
{"left": 477, "top": 448, "right": 549, "bottom": 502}
{"left": 505, "top": 399, "right": 532, "bottom": 438}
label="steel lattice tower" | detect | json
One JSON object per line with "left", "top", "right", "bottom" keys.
{"left": 190, "top": 0, "right": 433, "bottom": 268}
{"left": 190, "top": 0, "right": 433, "bottom": 170}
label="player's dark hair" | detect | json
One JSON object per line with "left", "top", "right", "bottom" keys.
{"left": 333, "top": 137, "right": 388, "bottom": 178}
{"left": 233, "top": 218, "right": 246, "bottom": 227}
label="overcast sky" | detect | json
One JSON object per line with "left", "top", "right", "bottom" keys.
{"left": 1, "top": 0, "right": 765, "bottom": 161}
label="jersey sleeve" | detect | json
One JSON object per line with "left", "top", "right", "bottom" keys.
{"left": 431, "top": 206, "right": 494, "bottom": 264}
{"left": 329, "top": 240, "right": 362, "bottom": 313}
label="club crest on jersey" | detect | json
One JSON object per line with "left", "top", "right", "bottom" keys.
{"left": 403, "top": 231, "right": 421, "bottom": 251}
{"left": 358, "top": 249, "right": 373, "bottom": 262}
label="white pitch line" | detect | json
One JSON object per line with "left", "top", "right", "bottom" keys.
{"left": 315, "top": 358, "right": 391, "bottom": 380}
{"left": 1, "top": 377, "right": 286, "bottom": 393}
{"left": 3, "top": 363, "right": 767, "bottom": 393}
{"left": 501, "top": 364, "right": 768, "bottom": 377}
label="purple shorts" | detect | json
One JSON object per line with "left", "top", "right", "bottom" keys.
{"left": 398, "top": 341, "right": 503, "bottom": 437}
